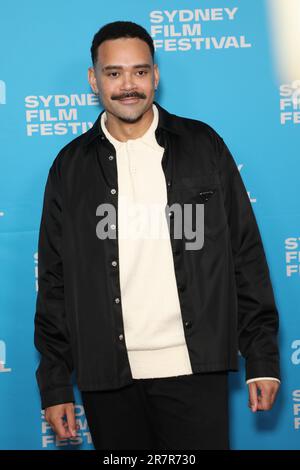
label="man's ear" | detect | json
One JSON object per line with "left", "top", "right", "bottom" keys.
{"left": 88, "top": 66, "right": 98, "bottom": 94}
{"left": 154, "top": 63, "right": 160, "bottom": 90}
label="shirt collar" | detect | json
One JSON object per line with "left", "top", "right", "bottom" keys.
{"left": 82, "top": 100, "right": 181, "bottom": 148}
{"left": 100, "top": 103, "right": 160, "bottom": 151}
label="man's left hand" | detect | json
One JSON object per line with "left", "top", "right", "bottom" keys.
{"left": 248, "top": 380, "right": 280, "bottom": 412}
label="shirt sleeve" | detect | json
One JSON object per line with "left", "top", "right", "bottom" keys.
{"left": 34, "top": 158, "right": 75, "bottom": 410}
{"left": 215, "top": 133, "right": 281, "bottom": 383}
{"left": 246, "top": 377, "right": 281, "bottom": 384}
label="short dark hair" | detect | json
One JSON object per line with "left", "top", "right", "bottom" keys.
{"left": 90, "top": 21, "right": 155, "bottom": 66}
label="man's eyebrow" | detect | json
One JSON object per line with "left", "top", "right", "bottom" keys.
{"left": 102, "top": 64, "right": 152, "bottom": 72}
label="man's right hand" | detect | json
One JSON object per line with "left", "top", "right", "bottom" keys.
{"left": 45, "top": 402, "right": 78, "bottom": 440}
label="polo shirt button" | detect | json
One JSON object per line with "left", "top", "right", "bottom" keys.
{"left": 108, "top": 155, "right": 114, "bottom": 160}
{"left": 111, "top": 188, "right": 117, "bottom": 195}
{"left": 100, "top": 136, "right": 105, "bottom": 140}
{"left": 110, "top": 224, "right": 116, "bottom": 230}
{"left": 168, "top": 211, "right": 174, "bottom": 218}
{"left": 119, "top": 334, "right": 124, "bottom": 341}
{"left": 111, "top": 260, "right": 118, "bottom": 267}
{"left": 167, "top": 181, "right": 172, "bottom": 187}
{"left": 115, "top": 298, "right": 120, "bottom": 304}
{"left": 184, "top": 320, "right": 192, "bottom": 329}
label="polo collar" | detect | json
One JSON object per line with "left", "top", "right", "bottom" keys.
{"left": 83, "top": 100, "right": 181, "bottom": 147}
{"left": 100, "top": 103, "right": 160, "bottom": 151}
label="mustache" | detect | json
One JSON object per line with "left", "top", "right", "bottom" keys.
{"left": 111, "top": 92, "right": 146, "bottom": 100}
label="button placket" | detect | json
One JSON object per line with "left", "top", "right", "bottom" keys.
{"left": 99, "top": 138, "right": 126, "bottom": 351}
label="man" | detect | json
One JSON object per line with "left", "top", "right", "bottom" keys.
{"left": 34, "top": 21, "right": 281, "bottom": 450}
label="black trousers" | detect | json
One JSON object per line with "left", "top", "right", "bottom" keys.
{"left": 81, "top": 371, "right": 230, "bottom": 450}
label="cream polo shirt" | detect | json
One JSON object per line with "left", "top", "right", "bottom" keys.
{"left": 100, "top": 104, "right": 193, "bottom": 378}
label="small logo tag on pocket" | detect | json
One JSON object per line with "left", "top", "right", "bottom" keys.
{"left": 198, "top": 190, "right": 215, "bottom": 203}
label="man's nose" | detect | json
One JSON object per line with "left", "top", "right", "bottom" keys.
{"left": 120, "top": 73, "right": 137, "bottom": 90}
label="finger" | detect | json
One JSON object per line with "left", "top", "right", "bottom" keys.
{"left": 248, "top": 382, "right": 258, "bottom": 412}
{"left": 257, "top": 387, "right": 274, "bottom": 411}
{"left": 51, "top": 415, "right": 73, "bottom": 440}
{"left": 66, "top": 405, "right": 77, "bottom": 437}
{"left": 62, "top": 417, "right": 79, "bottom": 432}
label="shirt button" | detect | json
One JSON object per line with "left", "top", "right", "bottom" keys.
{"left": 111, "top": 188, "right": 117, "bottom": 195}
{"left": 184, "top": 320, "right": 192, "bottom": 329}
{"left": 110, "top": 224, "right": 116, "bottom": 230}
{"left": 119, "top": 334, "right": 124, "bottom": 341}
{"left": 100, "top": 136, "right": 105, "bottom": 140}
{"left": 108, "top": 155, "right": 114, "bottom": 160}
{"left": 168, "top": 211, "right": 174, "bottom": 218}
{"left": 111, "top": 260, "right": 118, "bottom": 267}
{"left": 115, "top": 298, "right": 120, "bottom": 304}
{"left": 167, "top": 180, "right": 172, "bottom": 187}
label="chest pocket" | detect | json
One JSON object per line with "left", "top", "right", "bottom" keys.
{"left": 171, "top": 173, "right": 228, "bottom": 241}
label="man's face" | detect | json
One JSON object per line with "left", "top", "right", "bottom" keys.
{"left": 88, "top": 37, "right": 159, "bottom": 123}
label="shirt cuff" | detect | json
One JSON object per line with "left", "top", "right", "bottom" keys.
{"left": 246, "top": 377, "right": 281, "bottom": 384}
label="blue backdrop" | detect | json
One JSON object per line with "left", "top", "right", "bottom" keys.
{"left": 0, "top": 0, "right": 299, "bottom": 450}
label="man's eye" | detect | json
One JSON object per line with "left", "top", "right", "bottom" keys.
{"left": 108, "top": 71, "right": 147, "bottom": 77}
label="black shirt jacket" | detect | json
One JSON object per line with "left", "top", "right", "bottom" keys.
{"left": 34, "top": 101, "right": 281, "bottom": 410}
